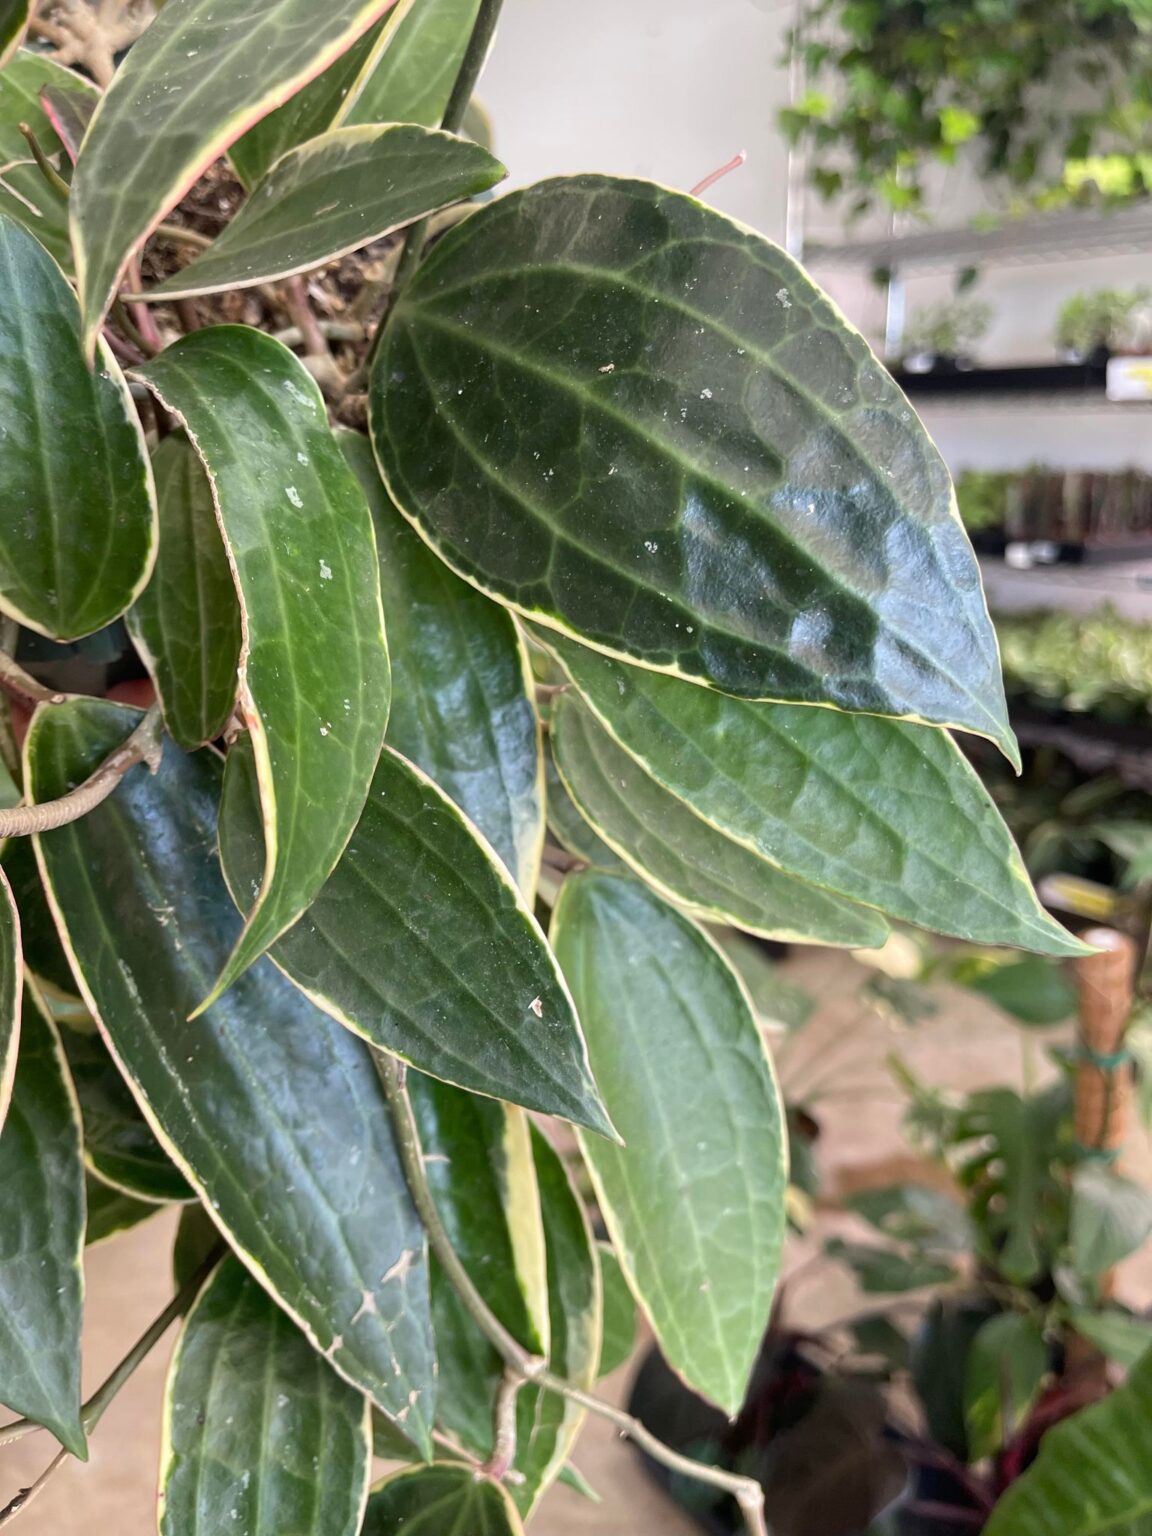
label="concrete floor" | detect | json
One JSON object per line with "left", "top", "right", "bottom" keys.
{"left": 4, "top": 947, "right": 1150, "bottom": 1531}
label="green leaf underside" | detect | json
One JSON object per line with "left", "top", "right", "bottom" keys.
{"left": 134, "top": 328, "right": 391, "bottom": 1005}
{"left": 0, "top": 991, "right": 85, "bottom": 1456}
{"left": 552, "top": 872, "right": 785, "bottom": 1414}
{"left": 363, "top": 1465, "right": 525, "bottom": 1535}
{"left": 373, "top": 174, "right": 1013, "bottom": 755}
{"left": 424, "top": 1126, "right": 600, "bottom": 1515}
{"left": 227, "top": 17, "right": 393, "bottom": 189}
{"left": 339, "top": 0, "right": 480, "bottom": 128}
{"left": 56, "top": 1012, "right": 194, "bottom": 1203}
{"left": 0, "top": 213, "right": 155, "bottom": 641}
{"left": 28, "top": 700, "right": 434, "bottom": 1449}
{"left": 410, "top": 1074, "right": 549, "bottom": 1357}
{"left": 0, "top": 2, "right": 29, "bottom": 67}
{"left": 159, "top": 1255, "right": 371, "bottom": 1536}
{"left": 148, "top": 125, "right": 504, "bottom": 300}
{"left": 983, "top": 1343, "right": 1152, "bottom": 1536}
{"left": 127, "top": 434, "right": 242, "bottom": 751}
{"left": 69, "top": 0, "right": 403, "bottom": 352}
{"left": 596, "top": 1241, "right": 637, "bottom": 1378}
{"left": 552, "top": 691, "right": 888, "bottom": 946}
{"left": 0, "top": 52, "right": 96, "bottom": 269}
{"left": 544, "top": 632, "right": 1083, "bottom": 957}
{"left": 344, "top": 433, "right": 544, "bottom": 897}
{"left": 0, "top": 865, "right": 19, "bottom": 1132}
{"left": 85, "top": 1174, "right": 160, "bottom": 1247}
{"left": 544, "top": 750, "right": 625, "bottom": 870}
{"left": 218, "top": 732, "right": 608, "bottom": 1133}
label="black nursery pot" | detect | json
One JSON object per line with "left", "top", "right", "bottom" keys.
{"left": 625, "top": 1341, "right": 913, "bottom": 1536}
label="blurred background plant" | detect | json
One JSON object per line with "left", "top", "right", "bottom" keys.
{"left": 780, "top": 0, "right": 1152, "bottom": 220}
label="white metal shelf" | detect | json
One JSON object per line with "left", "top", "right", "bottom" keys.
{"left": 806, "top": 201, "right": 1152, "bottom": 274}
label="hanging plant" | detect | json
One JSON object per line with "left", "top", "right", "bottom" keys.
{"left": 782, "top": 0, "right": 1152, "bottom": 219}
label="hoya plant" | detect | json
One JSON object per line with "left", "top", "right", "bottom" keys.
{"left": 0, "top": 2, "right": 1088, "bottom": 1532}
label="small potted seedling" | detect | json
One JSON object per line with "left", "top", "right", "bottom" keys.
{"left": 901, "top": 299, "right": 994, "bottom": 373}
{"left": 1055, "top": 288, "right": 1152, "bottom": 363}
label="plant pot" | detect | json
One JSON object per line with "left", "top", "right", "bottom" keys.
{"left": 626, "top": 1341, "right": 909, "bottom": 1536}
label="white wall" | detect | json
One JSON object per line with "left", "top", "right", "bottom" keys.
{"left": 479, "top": 0, "right": 792, "bottom": 241}
{"left": 479, "top": 0, "right": 1152, "bottom": 474}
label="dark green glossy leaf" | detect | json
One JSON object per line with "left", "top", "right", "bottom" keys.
{"left": 597, "top": 1242, "right": 636, "bottom": 1378}
{"left": 510, "top": 1127, "right": 601, "bottom": 1516}
{"left": 545, "top": 634, "right": 1084, "bottom": 957}
{"left": 363, "top": 1465, "right": 525, "bottom": 1535}
{"left": 341, "top": 0, "right": 480, "bottom": 127}
{"left": 373, "top": 174, "right": 1013, "bottom": 755}
{"left": 149, "top": 125, "right": 503, "bottom": 300}
{"left": 227, "top": 17, "right": 392, "bottom": 188}
{"left": 0, "top": 991, "right": 85, "bottom": 1456}
{"left": 1, "top": 833, "right": 75, "bottom": 995}
{"left": 551, "top": 871, "right": 785, "bottom": 1414}
{"left": 964, "top": 1312, "right": 1047, "bottom": 1463}
{"left": 962, "top": 955, "right": 1077, "bottom": 1025}
{"left": 423, "top": 1125, "right": 600, "bottom": 1516}
{"left": 135, "top": 328, "right": 390, "bottom": 1004}
{"left": 825, "top": 1239, "right": 956, "bottom": 1294}
{"left": 344, "top": 433, "right": 543, "bottom": 896}
{"left": 983, "top": 1342, "right": 1152, "bottom": 1536}
{"left": 69, "top": 0, "right": 404, "bottom": 352}
{"left": 0, "top": 52, "right": 95, "bottom": 267}
{"left": 29, "top": 699, "right": 434, "bottom": 1450}
{"left": 0, "top": 865, "right": 18, "bottom": 1131}
{"left": 552, "top": 691, "right": 888, "bottom": 946}
{"left": 218, "top": 734, "right": 607, "bottom": 1132}
{"left": 159, "top": 1255, "right": 371, "bottom": 1536}
{"left": 55, "top": 1012, "right": 193, "bottom": 1204}
{"left": 0, "top": 2, "right": 29, "bottom": 67}
{"left": 127, "top": 434, "right": 242, "bottom": 751}
{"left": 84, "top": 1174, "right": 160, "bottom": 1247}
{"left": 0, "top": 212, "right": 155, "bottom": 641}
{"left": 1070, "top": 1167, "right": 1152, "bottom": 1283}
{"left": 1068, "top": 1308, "right": 1152, "bottom": 1369}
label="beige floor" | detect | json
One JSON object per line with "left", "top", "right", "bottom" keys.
{"left": 4, "top": 948, "right": 1150, "bottom": 1532}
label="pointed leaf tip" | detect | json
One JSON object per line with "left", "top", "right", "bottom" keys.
{"left": 372, "top": 173, "right": 1013, "bottom": 753}
{"left": 133, "top": 328, "right": 390, "bottom": 1002}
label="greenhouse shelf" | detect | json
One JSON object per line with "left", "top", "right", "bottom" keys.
{"left": 980, "top": 556, "right": 1152, "bottom": 620}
